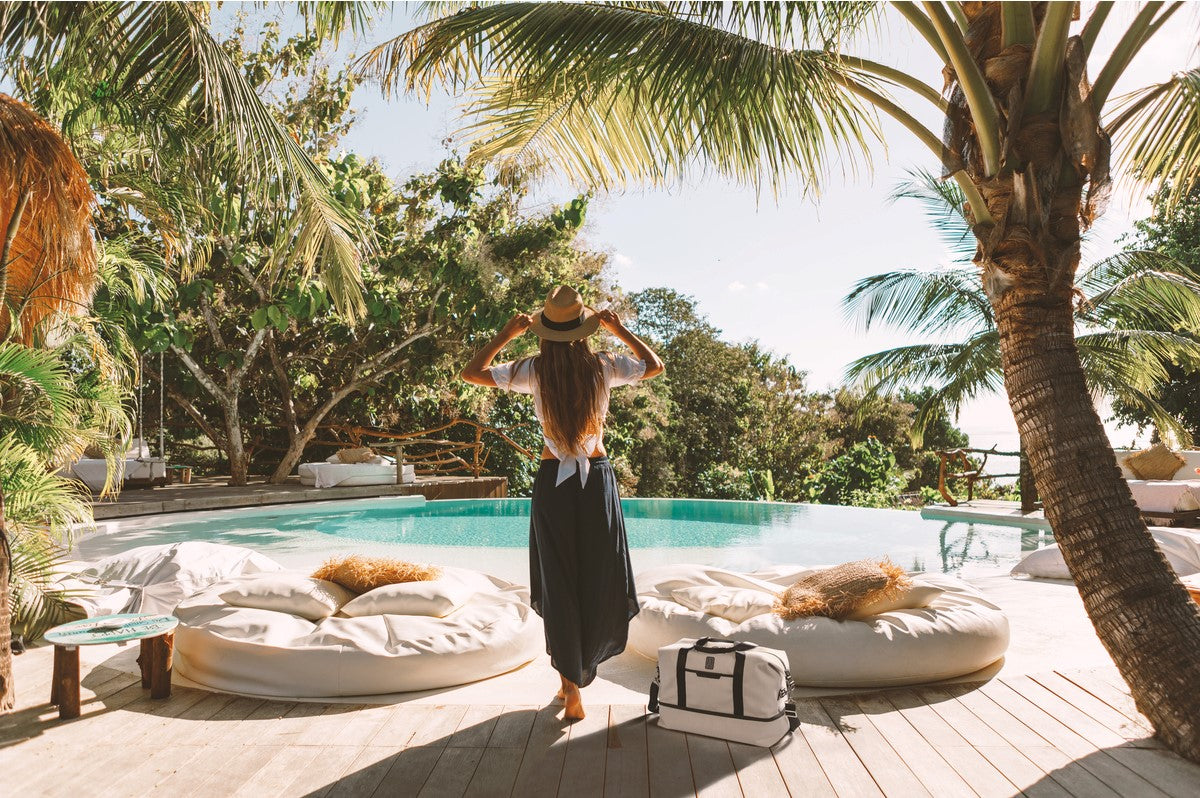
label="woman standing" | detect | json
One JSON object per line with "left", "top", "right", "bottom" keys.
{"left": 462, "top": 286, "right": 664, "bottom": 720}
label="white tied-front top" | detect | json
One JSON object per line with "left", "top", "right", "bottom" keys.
{"left": 490, "top": 353, "right": 647, "bottom": 487}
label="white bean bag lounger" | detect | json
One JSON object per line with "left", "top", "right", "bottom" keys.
{"left": 629, "top": 564, "right": 1010, "bottom": 689}
{"left": 174, "top": 566, "right": 543, "bottom": 697}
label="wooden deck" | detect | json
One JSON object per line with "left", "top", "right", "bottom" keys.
{"left": 90, "top": 475, "right": 509, "bottom": 520}
{"left": 3, "top": 651, "right": 1198, "bottom": 797}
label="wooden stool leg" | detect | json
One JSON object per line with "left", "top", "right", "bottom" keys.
{"left": 138, "top": 637, "right": 152, "bottom": 688}
{"left": 53, "top": 645, "right": 80, "bottom": 720}
{"left": 149, "top": 632, "right": 174, "bottom": 699}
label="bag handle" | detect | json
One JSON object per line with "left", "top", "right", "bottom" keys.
{"left": 694, "top": 637, "right": 755, "bottom": 654}
{"left": 648, "top": 681, "right": 660, "bottom": 713}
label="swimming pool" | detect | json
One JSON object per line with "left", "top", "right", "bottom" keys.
{"left": 81, "top": 497, "right": 1053, "bottom": 582}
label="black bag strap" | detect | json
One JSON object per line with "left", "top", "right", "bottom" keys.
{"left": 675, "top": 648, "right": 689, "bottom": 708}
{"left": 694, "top": 637, "right": 755, "bottom": 654}
{"left": 648, "top": 681, "right": 659, "bottom": 713}
{"left": 785, "top": 702, "right": 800, "bottom": 733}
{"left": 732, "top": 651, "right": 746, "bottom": 718}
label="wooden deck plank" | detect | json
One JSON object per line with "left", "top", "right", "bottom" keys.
{"left": 819, "top": 697, "right": 931, "bottom": 798}
{"left": 792, "top": 699, "right": 884, "bottom": 798}
{"left": 1101, "top": 747, "right": 1200, "bottom": 798}
{"left": 1029, "top": 672, "right": 1157, "bottom": 744}
{"left": 559, "top": 707, "right": 609, "bottom": 798}
{"left": 769, "top": 733, "right": 838, "bottom": 798}
{"left": 464, "top": 746, "right": 526, "bottom": 797}
{"left": 231, "top": 745, "right": 325, "bottom": 797}
{"left": 978, "top": 680, "right": 1170, "bottom": 797}
{"left": 338, "top": 703, "right": 400, "bottom": 748}
{"left": 418, "top": 746, "right": 486, "bottom": 798}
{"left": 370, "top": 745, "right": 444, "bottom": 797}
{"left": 321, "top": 745, "right": 404, "bottom": 798}
{"left": 293, "top": 702, "right": 364, "bottom": 747}
{"left": 851, "top": 693, "right": 973, "bottom": 798}
{"left": 372, "top": 703, "right": 437, "bottom": 749}
{"left": 489, "top": 705, "right": 539, "bottom": 748}
{"left": 448, "top": 703, "right": 505, "bottom": 748}
{"left": 883, "top": 689, "right": 1024, "bottom": 798}
{"left": 604, "top": 705, "right": 650, "bottom": 798}
{"left": 280, "top": 744, "right": 364, "bottom": 798}
{"left": 645, "top": 716, "right": 696, "bottom": 798}
{"left": 728, "top": 741, "right": 787, "bottom": 797}
{"left": 1057, "top": 670, "right": 1156, "bottom": 733}
{"left": 684, "top": 733, "right": 741, "bottom": 798}
{"left": 97, "top": 742, "right": 208, "bottom": 797}
{"left": 509, "top": 705, "right": 572, "bottom": 798}
{"left": 41, "top": 742, "right": 164, "bottom": 798}
{"left": 1000, "top": 676, "right": 1133, "bottom": 750}
{"left": 162, "top": 743, "right": 285, "bottom": 797}
{"left": 409, "top": 704, "right": 470, "bottom": 748}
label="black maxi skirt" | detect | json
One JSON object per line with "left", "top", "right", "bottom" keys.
{"left": 529, "top": 456, "right": 639, "bottom": 688}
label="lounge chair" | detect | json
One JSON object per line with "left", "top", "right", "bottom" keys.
{"left": 297, "top": 453, "right": 415, "bottom": 488}
{"left": 60, "top": 438, "right": 167, "bottom": 491}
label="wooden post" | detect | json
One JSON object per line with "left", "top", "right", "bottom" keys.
{"left": 473, "top": 426, "right": 482, "bottom": 479}
{"left": 394, "top": 444, "right": 405, "bottom": 485}
{"left": 52, "top": 645, "right": 80, "bottom": 720}
{"left": 148, "top": 632, "right": 174, "bottom": 699}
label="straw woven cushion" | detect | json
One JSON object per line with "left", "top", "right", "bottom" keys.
{"left": 334, "top": 446, "right": 375, "bottom": 464}
{"left": 313, "top": 555, "right": 441, "bottom": 594}
{"left": 774, "top": 559, "right": 909, "bottom": 621}
{"left": 1124, "top": 444, "right": 1185, "bottom": 480}
{"left": 1182, "top": 574, "right": 1200, "bottom": 605}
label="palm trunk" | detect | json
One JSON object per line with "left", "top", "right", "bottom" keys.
{"left": 0, "top": 487, "right": 14, "bottom": 712}
{"left": 993, "top": 281, "right": 1200, "bottom": 756}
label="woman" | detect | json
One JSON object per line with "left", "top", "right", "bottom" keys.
{"left": 462, "top": 286, "right": 664, "bottom": 720}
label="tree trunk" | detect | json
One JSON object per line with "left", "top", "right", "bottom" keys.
{"left": 993, "top": 282, "right": 1200, "bottom": 757}
{"left": 223, "top": 399, "right": 249, "bottom": 486}
{"left": 0, "top": 486, "right": 14, "bottom": 712}
{"left": 270, "top": 437, "right": 309, "bottom": 485}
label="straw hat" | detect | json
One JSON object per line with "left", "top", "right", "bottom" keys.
{"left": 529, "top": 285, "right": 601, "bottom": 341}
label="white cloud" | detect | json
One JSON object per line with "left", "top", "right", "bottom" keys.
{"left": 727, "top": 280, "right": 747, "bottom": 292}
{"left": 613, "top": 252, "right": 634, "bottom": 269}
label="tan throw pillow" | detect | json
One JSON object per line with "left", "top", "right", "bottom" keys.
{"left": 1182, "top": 574, "right": 1200, "bottom": 605}
{"left": 847, "top": 580, "right": 945, "bottom": 619}
{"left": 334, "top": 447, "right": 375, "bottom": 464}
{"left": 312, "top": 555, "right": 441, "bottom": 594}
{"left": 670, "top": 586, "right": 777, "bottom": 624}
{"left": 341, "top": 577, "right": 474, "bottom": 618}
{"left": 219, "top": 573, "right": 355, "bottom": 621}
{"left": 773, "top": 559, "right": 910, "bottom": 621}
{"left": 1124, "top": 443, "right": 1185, "bottom": 480}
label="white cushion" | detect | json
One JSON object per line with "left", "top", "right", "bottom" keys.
{"left": 631, "top": 565, "right": 1009, "bottom": 689}
{"left": 847, "top": 580, "right": 946, "bottom": 619}
{"left": 1012, "top": 528, "right": 1200, "bottom": 580}
{"left": 669, "top": 586, "right": 776, "bottom": 624}
{"left": 341, "top": 576, "right": 475, "bottom": 618}
{"left": 219, "top": 574, "right": 355, "bottom": 621}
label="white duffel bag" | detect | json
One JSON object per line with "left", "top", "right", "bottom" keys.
{"left": 648, "top": 637, "right": 798, "bottom": 747}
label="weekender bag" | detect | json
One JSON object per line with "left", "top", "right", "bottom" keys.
{"left": 648, "top": 637, "right": 799, "bottom": 747}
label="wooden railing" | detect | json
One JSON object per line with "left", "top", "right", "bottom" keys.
{"left": 935, "top": 446, "right": 1040, "bottom": 512}
{"left": 314, "top": 419, "right": 538, "bottom": 479}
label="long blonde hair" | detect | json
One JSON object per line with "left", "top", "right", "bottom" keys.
{"left": 526, "top": 338, "right": 605, "bottom": 453}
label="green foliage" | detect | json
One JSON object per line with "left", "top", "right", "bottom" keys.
{"left": 804, "top": 437, "right": 903, "bottom": 506}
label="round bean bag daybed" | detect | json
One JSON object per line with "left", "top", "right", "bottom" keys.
{"left": 629, "top": 564, "right": 1010, "bottom": 689}
{"left": 174, "top": 566, "right": 543, "bottom": 697}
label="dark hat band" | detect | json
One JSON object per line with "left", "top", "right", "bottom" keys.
{"left": 540, "top": 313, "right": 583, "bottom": 332}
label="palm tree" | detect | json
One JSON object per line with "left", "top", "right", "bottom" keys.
{"left": 0, "top": 1, "right": 382, "bottom": 318}
{"left": 845, "top": 169, "right": 1200, "bottom": 446}
{"left": 362, "top": 2, "right": 1200, "bottom": 757}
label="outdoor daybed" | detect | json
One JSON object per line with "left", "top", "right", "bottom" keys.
{"left": 628, "top": 564, "right": 1010, "bottom": 689}
{"left": 297, "top": 455, "right": 415, "bottom": 488}
{"left": 1114, "top": 447, "right": 1200, "bottom": 525}
{"left": 1012, "top": 526, "right": 1200, "bottom": 581}
{"left": 173, "top": 565, "right": 542, "bottom": 697}
{"left": 60, "top": 438, "right": 167, "bottom": 492}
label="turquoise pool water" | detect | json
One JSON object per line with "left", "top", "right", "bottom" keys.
{"left": 95, "top": 497, "right": 1054, "bottom": 577}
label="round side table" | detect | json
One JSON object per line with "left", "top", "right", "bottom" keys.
{"left": 43, "top": 613, "right": 179, "bottom": 720}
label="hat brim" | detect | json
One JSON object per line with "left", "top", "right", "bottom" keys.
{"left": 529, "top": 307, "right": 601, "bottom": 342}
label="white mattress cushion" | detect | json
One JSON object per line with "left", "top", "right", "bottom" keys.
{"left": 669, "top": 585, "right": 776, "bottom": 623}
{"left": 219, "top": 574, "right": 355, "bottom": 621}
{"left": 1012, "top": 527, "right": 1200, "bottom": 580}
{"left": 1126, "top": 480, "right": 1200, "bottom": 513}
{"left": 341, "top": 575, "right": 476, "bottom": 618}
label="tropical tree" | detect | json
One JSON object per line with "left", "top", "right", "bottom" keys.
{"left": 363, "top": 2, "right": 1200, "bottom": 756}
{"left": 844, "top": 170, "right": 1200, "bottom": 445}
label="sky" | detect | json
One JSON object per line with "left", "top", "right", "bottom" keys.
{"left": 237, "top": 3, "right": 1199, "bottom": 454}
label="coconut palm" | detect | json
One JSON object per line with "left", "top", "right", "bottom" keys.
{"left": 0, "top": 1, "right": 384, "bottom": 318}
{"left": 362, "top": 2, "right": 1200, "bottom": 756}
{"left": 845, "top": 170, "right": 1200, "bottom": 446}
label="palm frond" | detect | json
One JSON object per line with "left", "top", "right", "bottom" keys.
{"left": 1109, "top": 67, "right": 1200, "bottom": 211}
{"left": 888, "top": 169, "right": 975, "bottom": 263}
{"left": 1080, "top": 262, "right": 1200, "bottom": 336}
{"left": 842, "top": 267, "right": 992, "bottom": 335}
{"left": 362, "top": 2, "right": 884, "bottom": 194}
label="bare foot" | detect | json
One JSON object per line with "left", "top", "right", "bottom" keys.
{"left": 555, "top": 674, "right": 568, "bottom": 703}
{"left": 563, "top": 681, "right": 585, "bottom": 720}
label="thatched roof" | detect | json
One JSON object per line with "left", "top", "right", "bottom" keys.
{"left": 0, "top": 93, "right": 97, "bottom": 342}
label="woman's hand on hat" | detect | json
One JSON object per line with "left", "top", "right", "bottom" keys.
{"left": 503, "top": 313, "right": 534, "bottom": 337}
{"left": 597, "top": 308, "right": 623, "bottom": 332}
